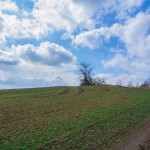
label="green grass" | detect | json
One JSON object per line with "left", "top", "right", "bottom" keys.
{"left": 0, "top": 86, "right": 150, "bottom": 150}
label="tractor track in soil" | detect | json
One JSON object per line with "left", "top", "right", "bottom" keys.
{"left": 112, "top": 119, "right": 150, "bottom": 150}
{"left": 1, "top": 87, "right": 96, "bottom": 102}
{"left": 36, "top": 99, "right": 150, "bottom": 150}
{"left": 1, "top": 87, "right": 70, "bottom": 102}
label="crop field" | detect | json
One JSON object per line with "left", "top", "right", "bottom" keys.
{"left": 0, "top": 86, "right": 150, "bottom": 150}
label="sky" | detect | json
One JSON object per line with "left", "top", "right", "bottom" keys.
{"left": 0, "top": 0, "right": 150, "bottom": 89}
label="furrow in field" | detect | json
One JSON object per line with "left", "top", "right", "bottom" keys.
{"left": 36, "top": 99, "right": 150, "bottom": 150}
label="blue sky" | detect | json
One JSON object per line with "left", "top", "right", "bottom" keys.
{"left": 0, "top": 0, "right": 150, "bottom": 89}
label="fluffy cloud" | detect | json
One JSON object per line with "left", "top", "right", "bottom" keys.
{"left": 102, "top": 53, "right": 150, "bottom": 86}
{"left": 32, "top": 0, "right": 95, "bottom": 33}
{"left": 0, "top": 0, "right": 18, "bottom": 11}
{"left": 118, "top": 12, "right": 150, "bottom": 59}
{"left": 103, "top": 54, "right": 129, "bottom": 70}
{"left": 0, "top": 13, "right": 48, "bottom": 41}
{"left": 0, "top": 16, "right": 3, "bottom": 31}
{"left": 0, "top": 70, "right": 10, "bottom": 81}
{"left": 115, "top": 0, "right": 145, "bottom": 19}
{"left": 73, "top": 24, "right": 119, "bottom": 49}
{"left": 0, "top": 50, "right": 18, "bottom": 65}
{"left": 73, "top": 0, "right": 145, "bottom": 20}
{"left": 96, "top": 73, "right": 146, "bottom": 86}
{"left": 0, "top": 0, "right": 146, "bottom": 44}
{"left": 0, "top": 0, "right": 149, "bottom": 88}
{"left": 73, "top": 29, "right": 102, "bottom": 49}
{"left": 73, "top": 0, "right": 115, "bottom": 11}
{"left": 0, "top": 42, "right": 76, "bottom": 66}
{"left": 73, "top": 10, "right": 150, "bottom": 85}
{"left": 0, "top": 41, "right": 78, "bottom": 88}
{"left": 0, "top": 63, "right": 79, "bottom": 88}
{"left": 119, "top": 0, "right": 144, "bottom": 8}
{"left": 0, "top": 16, "right": 5, "bottom": 45}
{"left": 103, "top": 54, "right": 150, "bottom": 74}
{"left": 102, "top": 11, "right": 150, "bottom": 76}
{"left": 0, "top": 0, "right": 96, "bottom": 45}
{"left": 74, "top": 11, "right": 150, "bottom": 60}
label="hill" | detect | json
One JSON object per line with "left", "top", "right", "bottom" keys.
{"left": 0, "top": 86, "right": 150, "bottom": 149}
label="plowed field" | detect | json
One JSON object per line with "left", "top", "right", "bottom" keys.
{"left": 0, "top": 86, "right": 150, "bottom": 150}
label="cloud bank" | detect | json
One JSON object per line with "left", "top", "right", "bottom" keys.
{"left": 0, "top": 0, "right": 149, "bottom": 88}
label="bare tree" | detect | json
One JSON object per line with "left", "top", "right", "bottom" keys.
{"left": 140, "top": 78, "right": 150, "bottom": 88}
{"left": 127, "top": 81, "right": 134, "bottom": 88}
{"left": 78, "top": 62, "right": 94, "bottom": 86}
{"left": 116, "top": 80, "right": 123, "bottom": 87}
{"left": 93, "top": 77, "right": 106, "bottom": 85}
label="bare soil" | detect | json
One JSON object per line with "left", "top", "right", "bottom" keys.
{"left": 76, "top": 87, "right": 84, "bottom": 96}
{"left": 58, "top": 87, "right": 69, "bottom": 95}
{"left": 113, "top": 120, "right": 150, "bottom": 150}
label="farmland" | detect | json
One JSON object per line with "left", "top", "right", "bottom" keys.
{"left": 0, "top": 86, "right": 150, "bottom": 150}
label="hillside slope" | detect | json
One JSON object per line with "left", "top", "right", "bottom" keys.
{"left": 0, "top": 86, "right": 150, "bottom": 149}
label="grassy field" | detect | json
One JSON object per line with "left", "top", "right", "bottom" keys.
{"left": 0, "top": 86, "right": 150, "bottom": 150}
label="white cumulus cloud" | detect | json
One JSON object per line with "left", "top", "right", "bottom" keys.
{"left": 0, "top": 41, "right": 78, "bottom": 88}
{"left": 32, "top": 0, "right": 95, "bottom": 33}
{"left": 0, "top": 0, "right": 18, "bottom": 11}
{"left": 0, "top": 41, "right": 76, "bottom": 66}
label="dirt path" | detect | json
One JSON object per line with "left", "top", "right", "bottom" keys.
{"left": 113, "top": 119, "right": 150, "bottom": 150}
{"left": 76, "top": 87, "right": 96, "bottom": 96}
{"left": 76, "top": 87, "right": 84, "bottom": 96}
{"left": 58, "top": 87, "right": 69, "bottom": 95}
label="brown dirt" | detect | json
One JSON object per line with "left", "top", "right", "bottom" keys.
{"left": 36, "top": 100, "right": 150, "bottom": 150}
{"left": 76, "top": 87, "right": 84, "bottom": 96}
{"left": 58, "top": 87, "right": 69, "bottom": 95}
{"left": 113, "top": 119, "right": 150, "bottom": 150}
{"left": 76, "top": 87, "right": 96, "bottom": 96}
